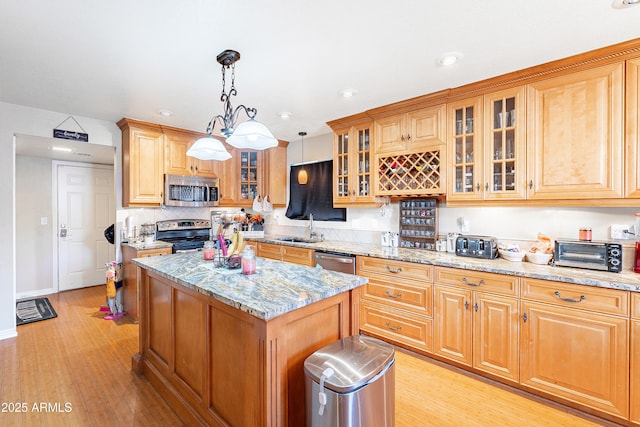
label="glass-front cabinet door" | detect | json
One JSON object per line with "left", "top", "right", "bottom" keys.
{"left": 333, "top": 122, "right": 374, "bottom": 206}
{"left": 448, "top": 97, "right": 482, "bottom": 200}
{"left": 239, "top": 150, "right": 260, "bottom": 203}
{"left": 484, "top": 87, "right": 526, "bottom": 200}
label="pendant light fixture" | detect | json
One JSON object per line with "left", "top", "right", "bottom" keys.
{"left": 187, "top": 49, "right": 278, "bottom": 160}
{"left": 297, "top": 131, "right": 308, "bottom": 185}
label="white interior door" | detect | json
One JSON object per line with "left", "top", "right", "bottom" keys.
{"left": 57, "top": 164, "right": 115, "bottom": 291}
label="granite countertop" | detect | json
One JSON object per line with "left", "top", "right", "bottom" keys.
{"left": 255, "top": 235, "right": 640, "bottom": 293}
{"left": 132, "top": 252, "right": 367, "bottom": 320}
{"left": 122, "top": 240, "right": 173, "bottom": 250}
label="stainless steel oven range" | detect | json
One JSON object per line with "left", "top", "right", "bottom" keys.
{"left": 156, "top": 219, "right": 211, "bottom": 253}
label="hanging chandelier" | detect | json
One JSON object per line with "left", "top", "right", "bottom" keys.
{"left": 187, "top": 49, "right": 278, "bottom": 160}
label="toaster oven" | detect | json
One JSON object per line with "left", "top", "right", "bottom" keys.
{"left": 553, "top": 240, "right": 622, "bottom": 273}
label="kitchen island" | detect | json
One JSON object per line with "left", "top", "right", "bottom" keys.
{"left": 131, "top": 252, "right": 366, "bottom": 427}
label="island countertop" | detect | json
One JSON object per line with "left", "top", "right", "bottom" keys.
{"left": 132, "top": 251, "right": 367, "bottom": 320}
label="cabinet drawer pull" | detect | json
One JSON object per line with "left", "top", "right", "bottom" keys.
{"left": 385, "top": 321, "right": 402, "bottom": 332}
{"left": 462, "top": 277, "right": 484, "bottom": 287}
{"left": 554, "top": 291, "right": 586, "bottom": 303}
{"left": 385, "top": 290, "right": 402, "bottom": 299}
{"left": 386, "top": 266, "right": 403, "bottom": 273}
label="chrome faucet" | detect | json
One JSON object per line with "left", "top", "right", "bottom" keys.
{"left": 309, "top": 213, "right": 318, "bottom": 240}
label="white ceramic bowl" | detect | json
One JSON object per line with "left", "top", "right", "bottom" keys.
{"left": 498, "top": 249, "right": 526, "bottom": 262}
{"left": 526, "top": 251, "right": 553, "bottom": 265}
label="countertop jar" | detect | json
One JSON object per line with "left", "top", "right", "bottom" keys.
{"left": 241, "top": 246, "right": 256, "bottom": 275}
{"left": 203, "top": 241, "right": 215, "bottom": 260}
{"left": 579, "top": 227, "right": 592, "bottom": 241}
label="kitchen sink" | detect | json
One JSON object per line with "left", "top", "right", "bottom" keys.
{"left": 275, "top": 237, "right": 322, "bottom": 243}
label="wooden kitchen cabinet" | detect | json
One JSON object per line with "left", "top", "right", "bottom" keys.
{"left": 218, "top": 144, "right": 288, "bottom": 208}
{"left": 520, "top": 278, "right": 629, "bottom": 420}
{"left": 433, "top": 267, "right": 520, "bottom": 383}
{"left": 631, "top": 292, "right": 640, "bottom": 424}
{"left": 255, "top": 242, "right": 315, "bottom": 266}
{"left": 163, "top": 128, "right": 218, "bottom": 178}
{"left": 118, "top": 118, "right": 165, "bottom": 207}
{"left": 374, "top": 105, "right": 446, "bottom": 154}
{"left": 447, "top": 87, "right": 526, "bottom": 202}
{"left": 626, "top": 58, "right": 640, "bottom": 198}
{"left": 121, "top": 244, "right": 172, "bottom": 322}
{"left": 526, "top": 62, "right": 624, "bottom": 200}
{"left": 482, "top": 86, "right": 527, "bottom": 200}
{"left": 331, "top": 120, "right": 375, "bottom": 206}
{"left": 357, "top": 257, "right": 433, "bottom": 353}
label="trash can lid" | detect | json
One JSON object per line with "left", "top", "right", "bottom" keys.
{"left": 304, "top": 335, "right": 395, "bottom": 393}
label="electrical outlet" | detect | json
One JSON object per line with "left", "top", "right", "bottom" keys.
{"left": 610, "top": 224, "right": 633, "bottom": 240}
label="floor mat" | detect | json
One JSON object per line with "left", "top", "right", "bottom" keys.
{"left": 16, "top": 297, "right": 58, "bottom": 326}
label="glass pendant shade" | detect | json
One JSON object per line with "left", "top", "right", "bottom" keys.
{"left": 298, "top": 168, "right": 308, "bottom": 185}
{"left": 226, "top": 119, "right": 278, "bottom": 150}
{"left": 186, "top": 137, "right": 232, "bottom": 160}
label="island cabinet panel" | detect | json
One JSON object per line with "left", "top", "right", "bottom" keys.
{"left": 631, "top": 293, "right": 640, "bottom": 425}
{"left": 147, "top": 276, "right": 172, "bottom": 368}
{"left": 136, "top": 266, "right": 355, "bottom": 427}
{"left": 520, "top": 278, "right": 629, "bottom": 420}
{"left": 174, "top": 290, "right": 206, "bottom": 403}
{"left": 209, "top": 303, "right": 263, "bottom": 427}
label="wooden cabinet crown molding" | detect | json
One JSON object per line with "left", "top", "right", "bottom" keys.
{"left": 325, "top": 38, "right": 640, "bottom": 125}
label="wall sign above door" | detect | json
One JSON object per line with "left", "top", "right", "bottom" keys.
{"left": 53, "top": 116, "right": 89, "bottom": 142}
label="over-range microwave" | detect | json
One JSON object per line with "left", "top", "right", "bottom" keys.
{"left": 164, "top": 174, "right": 219, "bottom": 207}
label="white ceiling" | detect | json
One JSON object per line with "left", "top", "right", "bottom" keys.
{"left": 1, "top": 1, "right": 639, "bottom": 145}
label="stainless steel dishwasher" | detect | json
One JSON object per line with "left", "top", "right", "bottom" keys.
{"left": 314, "top": 251, "right": 355, "bottom": 274}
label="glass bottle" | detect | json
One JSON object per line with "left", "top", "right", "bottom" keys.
{"left": 203, "top": 241, "right": 215, "bottom": 260}
{"left": 241, "top": 245, "right": 256, "bottom": 275}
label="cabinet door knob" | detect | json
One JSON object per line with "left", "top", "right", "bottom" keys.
{"left": 476, "top": 183, "right": 480, "bottom": 192}
{"left": 529, "top": 180, "right": 533, "bottom": 189}
{"left": 485, "top": 183, "right": 489, "bottom": 191}
{"left": 406, "top": 133, "right": 411, "bottom": 140}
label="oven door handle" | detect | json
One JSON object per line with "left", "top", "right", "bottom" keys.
{"left": 175, "top": 248, "right": 201, "bottom": 254}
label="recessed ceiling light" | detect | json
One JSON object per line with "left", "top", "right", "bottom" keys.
{"left": 612, "top": 0, "right": 640, "bottom": 7}
{"left": 158, "top": 110, "right": 174, "bottom": 117}
{"left": 339, "top": 88, "right": 358, "bottom": 99}
{"left": 278, "top": 111, "right": 293, "bottom": 120}
{"left": 437, "top": 52, "right": 463, "bottom": 66}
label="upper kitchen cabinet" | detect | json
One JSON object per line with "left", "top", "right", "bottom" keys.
{"left": 447, "top": 87, "right": 527, "bottom": 202}
{"left": 626, "top": 58, "right": 640, "bottom": 198}
{"left": 118, "top": 118, "right": 165, "bottom": 207}
{"left": 329, "top": 115, "right": 376, "bottom": 207}
{"left": 218, "top": 142, "right": 288, "bottom": 208}
{"left": 374, "top": 105, "right": 446, "bottom": 155}
{"left": 447, "top": 96, "right": 483, "bottom": 201}
{"left": 526, "top": 63, "right": 624, "bottom": 200}
{"left": 163, "top": 128, "right": 218, "bottom": 178}
{"left": 483, "top": 87, "right": 527, "bottom": 200}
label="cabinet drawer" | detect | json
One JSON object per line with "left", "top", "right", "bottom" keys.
{"left": 434, "top": 267, "right": 519, "bottom": 297}
{"left": 357, "top": 256, "right": 433, "bottom": 282}
{"left": 256, "top": 242, "right": 282, "bottom": 260}
{"left": 362, "top": 276, "right": 432, "bottom": 316}
{"left": 633, "top": 293, "right": 640, "bottom": 320}
{"left": 137, "top": 248, "right": 172, "bottom": 257}
{"left": 282, "top": 246, "right": 314, "bottom": 266}
{"left": 521, "top": 278, "right": 629, "bottom": 316}
{"left": 360, "top": 301, "right": 432, "bottom": 353}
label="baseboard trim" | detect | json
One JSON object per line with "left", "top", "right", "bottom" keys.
{"left": 0, "top": 328, "right": 18, "bottom": 341}
{"left": 16, "top": 287, "right": 56, "bottom": 300}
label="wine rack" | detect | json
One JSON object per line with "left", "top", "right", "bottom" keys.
{"left": 377, "top": 148, "right": 443, "bottom": 196}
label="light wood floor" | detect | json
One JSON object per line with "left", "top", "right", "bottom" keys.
{"left": 0, "top": 286, "right": 617, "bottom": 426}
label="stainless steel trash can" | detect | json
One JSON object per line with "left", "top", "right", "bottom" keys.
{"left": 304, "top": 335, "right": 395, "bottom": 427}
